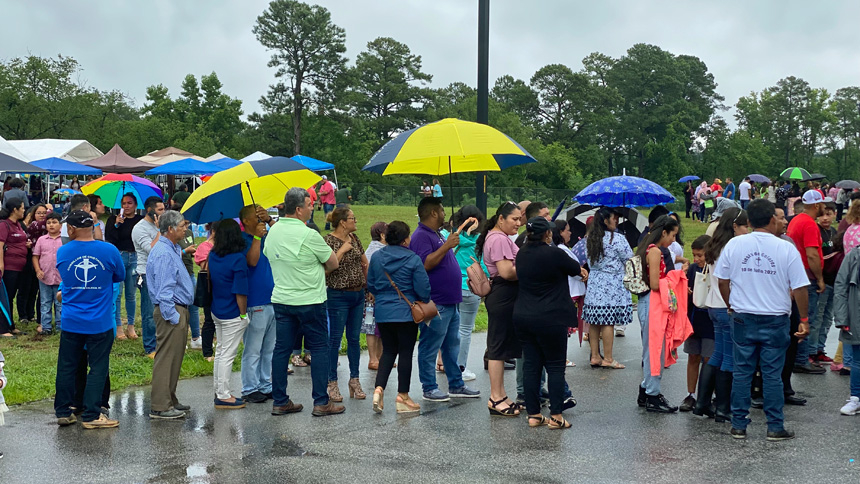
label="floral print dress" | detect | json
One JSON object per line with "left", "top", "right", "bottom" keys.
{"left": 582, "top": 231, "right": 634, "bottom": 326}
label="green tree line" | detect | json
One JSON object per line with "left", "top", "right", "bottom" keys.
{"left": 2, "top": 0, "right": 859, "bottom": 201}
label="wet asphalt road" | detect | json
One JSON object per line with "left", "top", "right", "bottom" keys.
{"left": 1, "top": 314, "right": 858, "bottom": 484}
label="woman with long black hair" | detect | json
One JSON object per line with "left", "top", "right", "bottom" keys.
{"left": 636, "top": 215, "right": 682, "bottom": 413}
{"left": 0, "top": 199, "right": 30, "bottom": 337}
{"left": 476, "top": 201, "right": 523, "bottom": 416}
{"left": 693, "top": 207, "right": 749, "bottom": 421}
{"left": 207, "top": 219, "right": 251, "bottom": 409}
{"left": 582, "top": 207, "right": 633, "bottom": 369}
{"left": 514, "top": 217, "right": 586, "bottom": 429}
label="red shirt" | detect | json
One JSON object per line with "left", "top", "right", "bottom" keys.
{"left": 308, "top": 185, "right": 318, "bottom": 204}
{"left": 319, "top": 181, "right": 336, "bottom": 205}
{"left": 787, "top": 212, "right": 822, "bottom": 277}
{"left": 710, "top": 184, "right": 722, "bottom": 197}
{"left": 0, "top": 219, "right": 29, "bottom": 272}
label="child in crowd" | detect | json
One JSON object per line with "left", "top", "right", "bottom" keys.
{"left": 813, "top": 202, "right": 841, "bottom": 364}
{"left": 32, "top": 212, "right": 63, "bottom": 334}
{"left": 680, "top": 235, "right": 713, "bottom": 412}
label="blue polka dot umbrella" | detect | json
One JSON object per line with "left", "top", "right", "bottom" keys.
{"left": 574, "top": 176, "right": 675, "bottom": 208}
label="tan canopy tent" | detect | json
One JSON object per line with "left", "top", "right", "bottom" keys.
{"left": 82, "top": 144, "right": 157, "bottom": 173}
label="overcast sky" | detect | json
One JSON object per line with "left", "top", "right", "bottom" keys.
{"left": 3, "top": 0, "right": 859, "bottom": 121}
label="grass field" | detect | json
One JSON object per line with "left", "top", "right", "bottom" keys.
{"left": 1, "top": 204, "right": 701, "bottom": 405}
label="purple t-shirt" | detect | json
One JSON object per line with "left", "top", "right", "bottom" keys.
{"left": 409, "top": 223, "right": 462, "bottom": 305}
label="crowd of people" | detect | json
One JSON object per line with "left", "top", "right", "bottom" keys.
{"left": 0, "top": 174, "right": 857, "bottom": 441}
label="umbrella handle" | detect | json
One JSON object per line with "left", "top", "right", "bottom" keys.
{"left": 245, "top": 181, "right": 262, "bottom": 222}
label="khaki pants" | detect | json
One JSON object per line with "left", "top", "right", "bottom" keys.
{"left": 151, "top": 305, "right": 189, "bottom": 412}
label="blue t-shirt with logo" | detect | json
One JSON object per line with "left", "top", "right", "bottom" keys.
{"left": 56, "top": 240, "right": 125, "bottom": 334}
{"left": 241, "top": 231, "right": 274, "bottom": 307}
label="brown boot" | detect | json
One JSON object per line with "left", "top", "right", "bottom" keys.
{"left": 348, "top": 378, "right": 366, "bottom": 399}
{"left": 312, "top": 402, "right": 345, "bottom": 417}
{"left": 271, "top": 400, "right": 304, "bottom": 416}
{"left": 328, "top": 381, "right": 343, "bottom": 402}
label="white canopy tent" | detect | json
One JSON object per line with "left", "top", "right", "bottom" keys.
{"left": 241, "top": 151, "right": 270, "bottom": 162}
{"left": 205, "top": 152, "right": 227, "bottom": 162}
{"left": 7, "top": 139, "right": 103, "bottom": 162}
{"left": 0, "top": 135, "right": 30, "bottom": 160}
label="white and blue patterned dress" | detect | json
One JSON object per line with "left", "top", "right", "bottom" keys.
{"left": 582, "top": 231, "right": 633, "bottom": 326}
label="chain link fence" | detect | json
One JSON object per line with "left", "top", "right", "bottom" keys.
{"left": 350, "top": 184, "right": 579, "bottom": 208}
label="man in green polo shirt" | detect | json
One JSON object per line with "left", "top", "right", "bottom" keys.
{"left": 264, "top": 187, "right": 344, "bottom": 417}
{"left": 334, "top": 184, "right": 352, "bottom": 206}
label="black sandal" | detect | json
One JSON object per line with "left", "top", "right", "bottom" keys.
{"left": 528, "top": 414, "right": 548, "bottom": 427}
{"left": 548, "top": 416, "right": 572, "bottom": 429}
{"left": 488, "top": 397, "right": 519, "bottom": 417}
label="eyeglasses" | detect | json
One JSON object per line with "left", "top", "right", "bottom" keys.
{"left": 347, "top": 217, "right": 357, "bottom": 222}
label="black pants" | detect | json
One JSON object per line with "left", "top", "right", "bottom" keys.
{"left": 17, "top": 256, "right": 39, "bottom": 322}
{"left": 375, "top": 322, "right": 419, "bottom": 393}
{"left": 837, "top": 204, "right": 844, "bottom": 222}
{"left": 518, "top": 323, "right": 567, "bottom": 415}
{"left": 781, "top": 301, "right": 801, "bottom": 395}
{"left": 685, "top": 198, "right": 692, "bottom": 218}
{"left": 201, "top": 305, "right": 215, "bottom": 357}
{"left": 54, "top": 328, "right": 113, "bottom": 422}
{"left": 75, "top": 349, "right": 111, "bottom": 410}
{"left": 0, "top": 270, "right": 21, "bottom": 334}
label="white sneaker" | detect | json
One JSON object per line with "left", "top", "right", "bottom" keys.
{"left": 461, "top": 368, "right": 477, "bottom": 381}
{"left": 840, "top": 396, "right": 860, "bottom": 415}
{"left": 615, "top": 327, "right": 626, "bottom": 337}
{"left": 190, "top": 338, "right": 202, "bottom": 350}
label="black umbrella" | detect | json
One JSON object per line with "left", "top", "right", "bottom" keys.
{"left": 0, "top": 152, "right": 48, "bottom": 173}
{"left": 747, "top": 174, "right": 770, "bottom": 183}
{"left": 558, "top": 202, "right": 647, "bottom": 249}
{"left": 836, "top": 180, "right": 860, "bottom": 190}
{"left": 806, "top": 173, "right": 827, "bottom": 181}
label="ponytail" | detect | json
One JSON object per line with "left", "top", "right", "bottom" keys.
{"left": 476, "top": 201, "right": 519, "bottom": 260}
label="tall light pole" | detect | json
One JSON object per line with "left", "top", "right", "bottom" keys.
{"left": 476, "top": 0, "right": 490, "bottom": 215}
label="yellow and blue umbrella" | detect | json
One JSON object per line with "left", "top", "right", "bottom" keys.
{"left": 362, "top": 118, "right": 537, "bottom": 175}
{"left": 181, "top": 156, "right": 321, "bottom": 223}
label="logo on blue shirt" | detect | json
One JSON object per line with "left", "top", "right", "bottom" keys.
{"left": 69, "top": 255, "right": 107, "bottom": 288}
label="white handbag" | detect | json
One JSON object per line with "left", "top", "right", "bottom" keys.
{"left": 692, "top": 265, "right": 710, "bottom": 309}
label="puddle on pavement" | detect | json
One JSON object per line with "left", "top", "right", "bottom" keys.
{"left": 147, "top": 462, "right": 219, "bottom": 483}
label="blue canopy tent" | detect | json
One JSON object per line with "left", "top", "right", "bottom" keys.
{"left": 145, "top": 157, "right": 224, "bottom": 176}
{"left": 208, "top": 157, "right": 243, "bottom": 170}
{"left": 30, "top": 157, "right": 103, "bottom": 175}
{"left": 292, "top": 155, "right": 338, "bottom": 186}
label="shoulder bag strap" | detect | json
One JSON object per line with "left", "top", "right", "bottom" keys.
{"left": 384, "top": 271, "right": 414, "bottom": 306}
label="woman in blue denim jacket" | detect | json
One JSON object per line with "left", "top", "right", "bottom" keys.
{"left": 367, "top": 221, "right": 431, "bottom": 414}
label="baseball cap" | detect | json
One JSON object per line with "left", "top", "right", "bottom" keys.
{"left": 526, "top": 216, "right": 552, "bottom": 236}
{"left": 322, "top": 175, "right": 328, "bottom": 180}
{"left": 66, "top": 210, "right": 94, "bottom": 228}
{"left": 802, "top": 190, "right": 824, "bottom": 205}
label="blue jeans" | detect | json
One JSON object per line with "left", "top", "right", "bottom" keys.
{"left": 272, "top": 303, "right": 331, "bottom": 407}
{"left": 323, "top": 203, "right": 335, "bottom": 229}
{"left": 707, "top": 308, "right": 734, "bottom": 371}
{"left": 731, "top": 312, "right": 791, "bottom": 432}
{"left": 457, "top": 290, "right": 481, "bottom": 368}
{"left": 639, "top": 293, "right": 665, "bottom": 396}
{"left": 740, "top": 200, "right": 750, "bottom": 209}
{"left": 796, "top": 284, "right": 820, "bottom": 365}
{"left": 138, "top": 275, "right": 156, "bottom": 354}
{"left": 326, "top": 289, "right": 364, "bottom": 381}
{"left": 846, "top": 342, "right": 855, "bottom": 371}
{"left": 115, "top": 251, "right": 136, "bottom": 327}
{"left": 850, "top": 344, "right": 860, "bottom": 398}
{"left": 241, "top": 304, "right": 277, "bottom": 395}
{"left": 54, "top": 328, "right": 113, "bottom": 422}
{"left": 39, "top": 282, "right": 61, "bottom": 331}
{"left": 417, "top": 304, "right": 464, "bottom": 393}
{"left": 810, "top": 284, "right": 834, "bottom": 355}
{"left": 188, "top": 280, "right": 200, "bottom": 339}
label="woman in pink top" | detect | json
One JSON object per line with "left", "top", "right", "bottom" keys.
{"left": 476, "top": 202, "right": 522, "bottom": 417}
{"left": 842, "top": 203, "right": 860, "bottom": 255}
{"left": 194, "top": 222, "right": 217, "bottom": 360}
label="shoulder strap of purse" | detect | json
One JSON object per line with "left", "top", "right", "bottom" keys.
{"left": 384, "top": 271, "right": 414, "bottom": 306}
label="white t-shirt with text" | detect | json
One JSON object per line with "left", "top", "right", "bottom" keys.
{"left": 713, "top": 231, "right": 809, "bottom": 315}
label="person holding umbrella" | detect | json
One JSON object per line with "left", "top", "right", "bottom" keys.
{"left": 105, "top": 193, "right": 144, "bottom": 340}
{"left": 582, "top": 207, "right": 632, "bottom": 369}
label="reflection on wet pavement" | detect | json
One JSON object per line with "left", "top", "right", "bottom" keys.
{"left": 1, "top": 331, "right": 857, "bottom": 483}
